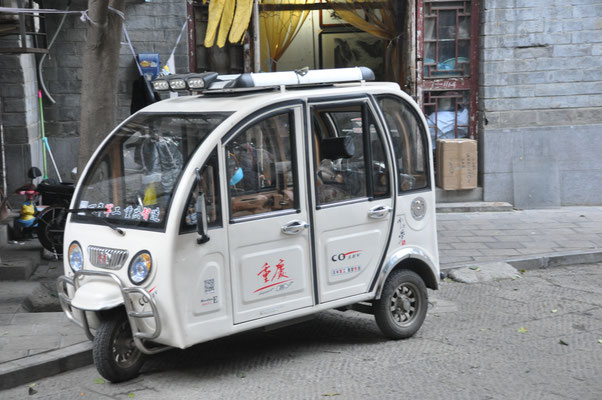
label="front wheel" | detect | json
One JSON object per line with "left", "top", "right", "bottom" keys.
{"left": 373, "top": 269, "right": 428, "bottom": 339}
{"left": 93, "top": 312, "right": 145, "bottom": 383}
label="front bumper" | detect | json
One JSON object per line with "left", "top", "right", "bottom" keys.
{"left": 57, "top": 270, "right": 168, "bottom": 355}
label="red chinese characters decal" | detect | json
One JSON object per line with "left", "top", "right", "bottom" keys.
{"left": 254, "top": 259, "right": 291, "bottom": 293}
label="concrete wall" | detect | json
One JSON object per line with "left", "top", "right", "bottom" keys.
{"left": 479, "top": 0, "right": 602, "bottom": 207}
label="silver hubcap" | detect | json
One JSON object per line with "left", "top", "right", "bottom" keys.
{"left": 389, "top": 282, "right": 419, "bottom": 327}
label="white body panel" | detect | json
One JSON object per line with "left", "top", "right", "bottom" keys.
{"left": 62, "top": 81, "right": 439, "bottom": 349}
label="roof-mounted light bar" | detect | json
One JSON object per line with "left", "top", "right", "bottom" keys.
{"left": 152, "top": 67, "right": 375, "bottom": 93}
{"left": 152, "top": 72, "right": 218, "bottom": 92}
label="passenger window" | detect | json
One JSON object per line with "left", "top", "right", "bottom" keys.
{"left": 181, "top": 150, "right": 221, "bottom": 233}
{"left": 377, "top": 96, "right": 429, "bottom": 193}
{"left": 226, "top": 112, "right": 296, "bottom": 219}
{"left": 313, "top": 104, "right": 389, "bottom": 206}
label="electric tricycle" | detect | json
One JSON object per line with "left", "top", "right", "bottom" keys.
{"left": 58, "top": 67, "right": 440, "bottom": 382}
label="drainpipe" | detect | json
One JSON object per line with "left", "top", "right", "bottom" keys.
{"left": 0, "top": 98, "right": 6, "bottom": 195}
{"left": 252, "top": 0, "right": 260, "bottom": 72}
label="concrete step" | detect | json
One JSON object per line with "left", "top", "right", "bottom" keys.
{"left": 0, "top": 281, "right": 40, "bottom": 314}
{"left": 0, "top": 240, "right": 43, "bottom": 280}
{"left": 436, "top": 201, "right": 514, "bottom": 213}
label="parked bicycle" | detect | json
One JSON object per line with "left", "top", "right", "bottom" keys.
{"left": 14, "top": 167, "right": 74, "bottom": 255}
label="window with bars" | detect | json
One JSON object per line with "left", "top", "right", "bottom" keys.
{"left": 424, "top": 90, "right": 470, "bottom": 146}
{"left": 423, "top": 0, "right": 471, "bottom": 78}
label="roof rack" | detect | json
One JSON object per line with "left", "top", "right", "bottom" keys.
{"left": 151, "top": 67, "right": 375, "bottom": 93}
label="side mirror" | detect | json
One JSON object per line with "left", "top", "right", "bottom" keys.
{"left": 195, "top": 168, "right": 210, "bottom": 244}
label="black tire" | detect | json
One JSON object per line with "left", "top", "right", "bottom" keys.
{"left": 374, "top": 269, "right": 428, "bottom": 340}
{"left": 36, "top": 206, "right": 66, "bottom": 254}
{"left": 93, "top": 312, "right": 145, "bottom": 383}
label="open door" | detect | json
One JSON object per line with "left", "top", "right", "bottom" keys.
{"left": 310, "top": 98, "right": 395, "bottom": 303}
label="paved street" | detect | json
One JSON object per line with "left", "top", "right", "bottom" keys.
{"left": 2, "top": 262, "right": 601, "bottom": 399}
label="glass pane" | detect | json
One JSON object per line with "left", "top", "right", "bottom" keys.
{"left": 181, "top": 151, "right": 221, "bottom": 233}
{"left": 424, "top": 42, "right": 436, "bottom": 66}
{"left": 459, "top": 16, "right": 470, "bottom": 39}
{"left": 313, "top": 106, "right": 368, "bottom": 205}
{"left": 424, "top": 17, "right": 436, "bottom": 41}
{"left": 438, "top": 41, "right": 455, "bottom": 65}
{"left": 458, "top": 39, "right": 470, "bottom": 59}
{"left": 438, "top": 10, "right": 456, "bottom": 40}
{"left": 369, "top": 116, "right": 390, "bottom": 198}
{"left": 377, "top": 97, "right": 429, "bottom": 193}
{"left": 73, "top": 113, "right": 230, "bottom": 230}
{"left": 226, "top": 112, "right": 296, "bottom": 218}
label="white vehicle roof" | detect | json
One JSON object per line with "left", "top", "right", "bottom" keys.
{"left": 141, "top": 81, "right": 405, "bottom": 115}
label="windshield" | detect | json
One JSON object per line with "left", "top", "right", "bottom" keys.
{"left": 72, "top": 112, "right": 231, "bottom": 230}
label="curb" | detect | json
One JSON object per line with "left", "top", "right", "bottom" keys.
{"left": 441, "top": 249, "right": 602, "bottom": 274}
{"left": 436, "top": 201, "right": 513, "bottom": 213}
{"left": 0, "top": 341, "right": 92, "bottom": 391}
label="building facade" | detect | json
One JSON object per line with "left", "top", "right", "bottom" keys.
{"left": 0, "top": 0, "right": 601, "bottom": 207}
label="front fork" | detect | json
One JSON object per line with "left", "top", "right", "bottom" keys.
{"left": 57, "top": 270, "right": 169, "bottom": 355}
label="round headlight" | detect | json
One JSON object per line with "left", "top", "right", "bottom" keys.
{"left": 128, "top": 251, "right": 152, "bottom": 285}
{"left": 68, "top": 241, "right": 84, "bottom": 272}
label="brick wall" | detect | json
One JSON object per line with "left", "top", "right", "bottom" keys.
{"left": 479, "top": 0, "right": 602, "bottom": 207}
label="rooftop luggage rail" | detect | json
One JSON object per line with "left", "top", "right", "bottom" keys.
{"left": 152, "top": 67, "right": 375, "bottom": 94}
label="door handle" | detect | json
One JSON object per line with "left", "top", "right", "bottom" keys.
{"left": 368, "top": 205, "right": 392, "bottom": 219}
{"left": 281, "top": 220, "right": 309, "bottom": 235}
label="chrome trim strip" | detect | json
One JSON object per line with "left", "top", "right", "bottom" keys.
{"left": 374, "top": 247, "right": 438, "bottom": 300}
{"left": 56, "top": 271, "right": 169, "bottom": 355}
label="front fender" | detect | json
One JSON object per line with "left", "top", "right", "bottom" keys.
{"left": 374, "top": 247, "right": 439, "bottom": 299}
{"left": 71, "top": 280, "right": 124, "bottom": 311}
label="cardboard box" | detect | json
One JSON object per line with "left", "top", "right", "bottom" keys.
{"left": 436, "top": 139, "right": 478, "bottom": 190}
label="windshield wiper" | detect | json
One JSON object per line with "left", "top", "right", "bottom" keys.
{"left": 68, "top": 208, "right": 126, "bottom": 236}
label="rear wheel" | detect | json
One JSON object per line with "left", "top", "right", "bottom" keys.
{"left": 374, "top": 269, "right": 428, "bottom": 339}
{"left": 36, "top": 206, "right": 66, "bottom": 254}
{"left": 93, "top": 312, "right": 145, "bottom": 383}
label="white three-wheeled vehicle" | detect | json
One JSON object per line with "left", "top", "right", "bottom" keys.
{"left": 58, "top": 67, "right": 440, "bottom": 382}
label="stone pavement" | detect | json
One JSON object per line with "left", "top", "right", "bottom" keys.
{"left": 0, "top": 206, "right": 602, "bottom": 391}
{"left": 438, "top": 206, "right": 602, "bottom": 268}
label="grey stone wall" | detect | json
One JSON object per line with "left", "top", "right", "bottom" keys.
{"left": 479, "top": 0, "right": 602, "bottom": 207}
{"left": 27, "top": 0, "right": 189, "bottom": 181}
{"left": 0, "top": 35, "right": 44, "bottom": 203}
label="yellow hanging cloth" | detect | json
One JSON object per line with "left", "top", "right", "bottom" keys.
{"left": 143, "top": 183, "right": 158, "bottom": 206}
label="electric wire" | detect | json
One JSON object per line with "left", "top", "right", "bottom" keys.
{"left": 37, "top": 1, "right": 72, "bottom": 104}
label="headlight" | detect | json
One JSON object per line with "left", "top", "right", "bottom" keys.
{"left": 68, "top": 241, "right": 84, "bottom": 272}
{"left": 128, "top": 251, "right": 152, "bottom": 285}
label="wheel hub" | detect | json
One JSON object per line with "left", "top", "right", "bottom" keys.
{"left": 390, "top": 284, "right": 418, "bottom": 326}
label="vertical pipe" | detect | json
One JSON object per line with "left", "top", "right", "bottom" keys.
{"left": 38, "top": 90, "right": 48, "bottom": 179}
{"left": 0, "top": 98, "right": 7, "bottom": 195}
{"left": 252, "top": 0, "right": 260, "bottom": 72}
